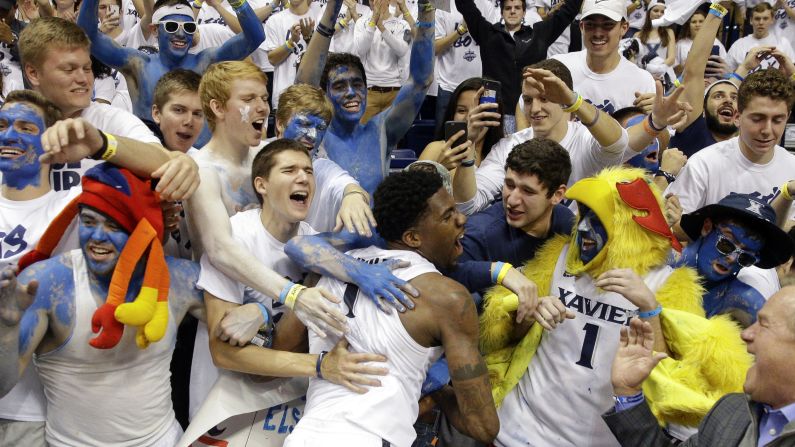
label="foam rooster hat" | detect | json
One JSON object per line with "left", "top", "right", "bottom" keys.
{"left": 18, "top": 164, "right": 169, "bottom": 350}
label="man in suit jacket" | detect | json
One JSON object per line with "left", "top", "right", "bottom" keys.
{"left": 603, "top": 286, "right": 795, "bottom": 446}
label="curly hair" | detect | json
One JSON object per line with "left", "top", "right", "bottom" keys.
{"left": 738, "top": 69, "right": 795, "bottom": 112}
{"left": 505, "top": 138, "right": 571, "bottom": 198}
{"left": 373, "top": 170, "right": 443, "bottom": 243}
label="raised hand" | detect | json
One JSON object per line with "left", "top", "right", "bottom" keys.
{"left": 300, "top": 17, "right": 315, "bottom": 41}
{"left": 320, "top": 338, "right": 388, "bottom": 393}
{"left": 466, "top": 87, "right": 501, "bottom": 144}
{"left": 290, "top": 22, "right": 302, "bottom": 44}
{"left": 436, "top": 130, "right": 473, "bottom": 171}
{"left": 741, "top": 45, "right": 775, "bottom": 73}
{"left": 150, "top": 152, "right": 201, "bottom": 201}
{"left": 611, "top": 318, "right": 667, "bottom": 396}
{"left": 522, "top": 68, "right": 576, "bottom": 106}
{"left": 334, "top": 189, "right": 376, "bottom": 237}
{"left": 659, "top": 147, "right": 686, "bottom": 177}
{"left": 39, "top": 117, "right": 104, "bottom": 164}
{"left": 663, "top": 192, "right": 682, "bottom": 228}
{"left": 650, "top": 81, "right": 692, "bottom": 130}
{"left": 0, "top": 267, "right": 37, "bottom": 327}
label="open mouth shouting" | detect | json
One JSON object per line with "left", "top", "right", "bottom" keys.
{"left": 454, "top": 230, "right": 464, "bottom": 255}
{"left": 86, "top": 241, "right": 117, "bottom": 263}
{"left": 712, "top": 259, "right": 732, "bottom": 276}
{"left": 251, "top": 118, "right": 265, "bottom": 134}
{"left": 717, "top": 104, "right": 735, "bottom": 122}
{"left": 289, "top": 190, "right": 310, "bottom": 207}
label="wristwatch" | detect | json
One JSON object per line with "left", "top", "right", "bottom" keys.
{"left": 654, "top": 169, "right": 676, "bottom": 184}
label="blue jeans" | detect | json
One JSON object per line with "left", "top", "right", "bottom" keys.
{"left": 411, "top": 409, "right": 441, "bottom": 447}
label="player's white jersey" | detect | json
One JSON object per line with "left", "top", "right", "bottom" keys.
{"left": 496, "top": 244, "right": 673, "bottom": 447}
{"left": 289, "top": 247, "right": 443, "bottom": 447}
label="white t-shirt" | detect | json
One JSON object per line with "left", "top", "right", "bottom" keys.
{"left": 0, "top": 187, "right": 80, "bottom": 422}
{"left": 435, "top": 5, "right": 482, "bottom": 93}
{"left": 676, "top": 37, "right": 727, "bottom": 68}
{"left": 264, "top": 6, "right": 323, "bottom": 108}
{"left": 538, "top": 0, "right": 571, "bottom": 57}
{"left": 775, "top": 0, "right": 795, "bottom": 45}
{"left": 458, "top": 122, "right": 628, "bottom": 215}
{"left": 354, "top": 11, "right": 412, "bottom": 87}
{"left": 197, "top": 208, "right": 315, "bottom": 309}
{"left": 627, "top": 0, "right": 646, "bottom": 29}
{"left": 329, "top": 3, "right": 372, "bottom": 54}
{"left": 666, "top": 137, "right": 795, "bottom": 215}
{"left": 47, "top": 102, "right": 161, "bottom": 193}
{"left": 726, "top": 33, "right": 795, "bottom": 72}
{"left": 122, "top": 0, "right": 140, "bottom": 32}
{"left": 552, "top": 50, "right": 656, "bottom": 114}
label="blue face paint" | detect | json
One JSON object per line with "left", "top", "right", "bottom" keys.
{"left": 78, "top": 208, "right": 131, "bottom": 277}
{"left": 0, "top": 103, "right": 47, "bottom": 190}
{"left": 283, "top": 113, "right": 328, "bottom": 156}
{"left": 577, "top": 208, "right": 607, "bottom": 264}
{"left": 696, "top": 223, "right": 762, "bottom": 282}
{"left": 326, "top": 66, "right": 367, "bottom": 124}
{"left": 624, "top": 114, "right": 659, "bottom": 172}
{"left": 157, "top": 14, "right": 195, "bottom": 63}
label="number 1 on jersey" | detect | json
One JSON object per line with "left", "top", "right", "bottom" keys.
{"left": 576, "top": 322, "right": 600, "bottom": 369}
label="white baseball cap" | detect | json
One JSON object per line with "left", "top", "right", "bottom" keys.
{"left": 581, "top": 0, "right": 628, "bottom": 22}
{"left": 646, "top": 0, "right": 666, "bottom": 11}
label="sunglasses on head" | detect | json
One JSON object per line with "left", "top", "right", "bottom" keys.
{"left": 161, "top": 20, "right": 197, "bottom": 34}
{"left": 714, "top": 231, "right": 759, "bottom": 268}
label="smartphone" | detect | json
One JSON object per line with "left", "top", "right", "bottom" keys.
{"left": 480, "top": 79, "right": 501, "bottom": 105}
{"left": 444, "top": 121, "right": 468, "bottom": 148}
{"left": 108, "top": 4, "right": 119, "bottom": 16}
{"left": 710, "top": 45, "right": 720, "bottom": 57}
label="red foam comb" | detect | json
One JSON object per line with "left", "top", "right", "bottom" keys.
{"left": 616, "top": 178, "right": 682, "bottom": 253}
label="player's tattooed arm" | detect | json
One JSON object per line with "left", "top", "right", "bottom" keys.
{"left": 427, "top": 278, "right": 499, "bottom": 443}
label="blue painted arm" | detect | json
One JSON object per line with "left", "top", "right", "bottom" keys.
{"left": 285, "top": 230, "right": 418, "bottom": 313}
{"left": 77, "top": 0, "right": 141, "bottom": 69}
{"left": 382, "top": 0, "right": 435, "bottom": 148}
{"left": 201, "top": 1, "right": 265, "bottom": 64}
{"left": 444, "top": 260, "right": 493, "bottom": 293}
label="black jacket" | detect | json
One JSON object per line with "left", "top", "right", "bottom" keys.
{"left": 454, "top": 0, "right": 583, "bottom": 113}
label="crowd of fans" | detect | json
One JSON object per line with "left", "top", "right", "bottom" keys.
{"left": 1, "top": 0, "right": 795, "bottom": 445}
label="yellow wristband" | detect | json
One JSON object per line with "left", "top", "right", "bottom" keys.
{"left": 368, "top": 19, "right": 376, "bottom": 27}
{"left": 782, "top": 182, "right": 793, "bottom": 201}
{"left": 284, "top": 283, "right": 306, "bottom": 309}
{"left": 561, "top": 94, "right": 583, "bottom": 113}
{"left": 285, "top": 39, "right": 295, "bottom": 49}
{"left": 496, "top": 262, "right": 513, "bottom": 285}
{"left": 101, "top": 132, "right": 117, "bottom": 161}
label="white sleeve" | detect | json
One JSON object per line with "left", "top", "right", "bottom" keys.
{"left": 353, "top": 14, "right": 376, "bottom": 59}
{"left": 457, "top": 139, "right": 507, "bottom": 215}
{"left": 93, "top": 76, "right": 116, "bottom": 104}
{"left": 664, "top": 155, "right": 707, "bottom": 214}
{"left": 737, "top": 266, "right": 780, "bottom": 300}
{"left": 264, "top": 16, "right": 283, "bottom": 52}
{"left": 197, "top": 253, "right": 246, "bottom": 304}
{"left": 381, "top": 21, "right": 411, "bottom": 57}
{"left": 726, "top": 41, "right": 743, "bottom": 72}
{"left": 88, "top": 104, "right": 161, "bottom": 144}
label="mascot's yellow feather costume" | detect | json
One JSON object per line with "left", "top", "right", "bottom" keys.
{"left": 480, "top": 167, "right": 752, "bottom": 427}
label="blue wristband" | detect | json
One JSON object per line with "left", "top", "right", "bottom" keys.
{"left": 637, "top": 304, "right": 662, "bottom": 319}
{"left": 460, "top": 159, "right": 475, "bottom": 167}
{"left": 614, "top": 391, "right": 645, "bottom": 412}
{"left": 316, "top": 350, "right": 328, "bottom": 379}
{"left": 491, "top": 262, "right": 505, "bottom": 284}
{"left": 256, "top": 303, "right": 270, "bottom": 325}
{"left": 708, "top": 8, "right": 723, "bottom": 18}
{"left": 278, "top": 281, "right": 295, "bottom": 304}
{"left": 417, "top": 20, "right": 434, "bottom": 28}
{"left": 728, "top": 72, "right": 745, "bottom": 82}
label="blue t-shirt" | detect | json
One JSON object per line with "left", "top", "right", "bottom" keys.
{"left": 445, "top": 201, "right": 575, "bottom": 292}
{"left": 670, "top": 115, "right": 717, "bottom": 158}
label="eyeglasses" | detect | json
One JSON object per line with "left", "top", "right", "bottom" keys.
{"left": 715, "top": 232, "right": 759, "bottom": 267}
{"left": 161, "top": 21, "right": 197, "bottom": 35}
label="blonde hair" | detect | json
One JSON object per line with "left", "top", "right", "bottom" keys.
{"left": 20, "top": 17, "right": 90, "bottom": 70}
{"left": 276, "top": 84, "right": 333, "bottom": 126}
{"left": 199, "top": 61, "right": 268, "bottom": 130}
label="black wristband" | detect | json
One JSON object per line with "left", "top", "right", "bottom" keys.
{"left": 316, "top": 22, "right": 335, "bottom": 38}
{"left": 91, "top": 130, "right": 109, "bottom": 160}
{"left": 654, "top": 169, "right": 676, "bottom": 184}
